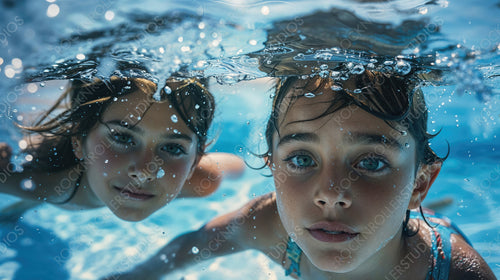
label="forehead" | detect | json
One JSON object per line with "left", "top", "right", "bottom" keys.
{"left": 101, "top": 90, "right": 193, "bottom": 134}
{"left": 277, "top": 82, "right": 408, "bottom": 139}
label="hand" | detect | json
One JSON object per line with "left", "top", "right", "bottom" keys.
{"left": 0, "top": 142, "right": 12, "bottom": 170}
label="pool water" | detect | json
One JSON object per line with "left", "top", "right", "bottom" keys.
{"left": 1, "top": 0, "right": 499, "bottom": 279}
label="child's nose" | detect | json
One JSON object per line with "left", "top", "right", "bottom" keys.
{"left": 313, "top": 176, "right": 352, "bottom": 209}
{"left": 128, "top": 168, "right": 155, "bottom": 184}
{"left": 127, "top": 149, "right": 159, "bottom": 184}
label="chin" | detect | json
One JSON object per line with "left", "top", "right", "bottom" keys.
{"left": 112, "top": 208, "right": 153, "bottom": 222}
{"left": 308, "top": 251, "right": 361, "bottom": 273}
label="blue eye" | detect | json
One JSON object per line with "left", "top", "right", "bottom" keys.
{"left": 161, "top": 144, "right": 186, "bottom": 156}
{"left": 284, "top": 153, "right": 316, "bottom": 171}
{"left": 356, "top": 157, "right": 387, "bottom": 172}
{"left": 111, "top": 132, "right": 134, "bottom": 146}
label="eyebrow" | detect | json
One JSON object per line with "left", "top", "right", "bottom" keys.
{"left": 104, "top": 120, "right": 193, "bottom": 142}
{"left": 278, "top": 132, "right": 320, "bottom": 147}
{"left": 277, "top": 131, "right": 403, "bottom": 151}
{"left": 345, "top": 132, "right": 403, "bottom": 150}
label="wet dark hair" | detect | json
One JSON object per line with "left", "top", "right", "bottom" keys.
{"left": 262, "top": 70, "right": 447, "bottom": 168}
{"left": 20, "top": 76, "right": 215, "bottom": 172}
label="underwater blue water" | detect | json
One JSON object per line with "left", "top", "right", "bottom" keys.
{"left": 0, "top": 0, "right": 499, "bottom": 279}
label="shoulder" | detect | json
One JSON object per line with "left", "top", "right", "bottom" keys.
{"left": 209, "top": 192, "right": 287, "bottom": 259}
{"left": 449, "top": 235, "right": 496, "bottom": 280}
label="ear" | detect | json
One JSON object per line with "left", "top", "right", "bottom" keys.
{"left": 71, "top": 136, "right": 84, "bottom": 160}
{"left": 409, "top": 162, "right": 442, "bottom": 209}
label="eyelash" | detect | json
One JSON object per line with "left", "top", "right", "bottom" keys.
{"left": 109, "top": 131, "right": 187, "bottom": 157}
{"left": 160, "top": 143, "right": 186, "bottom": 157}
{"left": 110, "top": 131, "right": 135, "bottom": 148}
{"left": 282, "top": 152, "right": 317, "bottom": 172}
{"left": 353, "top": 155, "right": 390, "bottom": 174}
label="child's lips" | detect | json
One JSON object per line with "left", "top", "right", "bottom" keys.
{"left": 113, "top": 186, "right": 155, "bottom": 200}
{"left": 307, "top": 221, "right": 359, "bottom": 243}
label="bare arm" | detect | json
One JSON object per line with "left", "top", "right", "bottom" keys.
{"left": 179, "top": 152, "right": 245, "bottom": 198}
{"left": 105, "top": 193, "right": 284, "bottom": 280}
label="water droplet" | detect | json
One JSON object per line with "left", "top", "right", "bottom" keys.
{"left": 401, "top": 131, "right": 407, "bottom": 136}
{"left": 353, "top": 88, "right": 362, "bottom": 94}
{"left": 21, "top": 179, "right": 35, "bottom": 191}
{"left": 156, "top": 168, "right": 165, "bottom": 179}
{"left": 395, "top": 60, "right": 411, "bottom": 75}
{"left": 405, "top": 143, "right": 410, "bottom": 148}
{"left": 320, "top": 64, "right": 329, "bottom": 70}
{"left": 318, "top": 70, "right": 329, "bottom": 78}
{"left": 191, "top": 246, "right": 199, "bottom": 254}
{"left": 350, "top": 64, "right": 365, "bottom": 74}
{"left": 294, "top": 53, "right": 305, "bottom": 60}
{"left": 113, "top": 97, "right": 118, "bottom": 101}
{"left": 195, "top": 104, "right": 200, "bottom": 109}
{"left": 171, "top": 114, "right": 178, "bottom": 123}
{"left": 164, "top": 86, "right": 172, "bottom": 94}
{"left": 104, "top": 160, "right": 109, "bottom": 164}
{"left": 330, "top": 85, "right": 343, "bottom": 91}
{"left": 304, "top": 92, "right": 315, "bottom": 98}
{"left": 40, "top": 82, "right": 46, "bottom": 87}
{"left": 331, "top": 71, "right": 340, "bottom": 78}
{"left": 384, "top": 60, "right": 394, "bottom": 66}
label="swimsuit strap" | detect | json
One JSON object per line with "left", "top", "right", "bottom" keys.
{"left": 52, "top": 170, "right": 84, "bottom": 205}
{"left": 410, "top": 211, "right": 454, "bottom": 280}
{"left": 425, "top": 224, "right": 453, "bottom": 280}
{"left": 285, "top": 237, "right": 302, "bottom": 278}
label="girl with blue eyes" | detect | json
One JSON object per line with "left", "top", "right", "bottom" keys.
{"left": 0, "top": 76, "right": 244, "bottom": 221}
{"left": 110, "top": 70, "right": 494, "bottom": 279}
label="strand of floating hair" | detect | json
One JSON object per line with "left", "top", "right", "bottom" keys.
{"left": 33, "top": 88, "right": 72, "bottom": 127}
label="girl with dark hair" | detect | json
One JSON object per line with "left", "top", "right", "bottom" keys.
{"left": 0, "top": 76, "right": 244, "bottom": 221}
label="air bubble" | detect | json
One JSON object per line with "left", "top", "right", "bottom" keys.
{"left": 164, "top": 86, "right": 172, "bottom": 94}
{"left": 191, "top": 246, "right": 199, "bottom": 254}
{"left": 320, "top": 64, "right": 329, "bottom": 70}
{"left": 318, "top": 70, "right": 329, "bottom": 78}
{"left": 350, "top": 64, "right": 365, "bottom": 74}
{"left": 395, "top": 60, "right": 411, "bottom": 75}
{"left": 304, "top": 92, "right": 315, "bottom": 98}
{"left": 171, "top": 114, "right": 178, "bottom": 123}
{"left": 405, "top": 143, "right": 410, "bottom": 148}
{"left": 156, "top": 168, "right": 165, "bottom": 179}
{"left": 21, "top": 179, "right": 35, "bottom": 191}
{"left": 331, "top": 85, "right": 342, "bottom": 91}
{"left": 353, "top": 89, "right": 362, "bottom": 94}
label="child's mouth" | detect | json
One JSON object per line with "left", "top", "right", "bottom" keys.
{"left": 307, "top": 222, "right": 359, "bottom": 243}
{"left": 114, "top": 186, "right": 155, "bottom": 200}
{"left": 308, "top": 229, "right": 359, "bottom": 242}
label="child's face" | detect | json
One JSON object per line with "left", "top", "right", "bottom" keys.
{"left": 77, "top": 89, "right": 199, "bottom": 221}
{"left": 271, "top": 86, "right": 420, "bottom": 273}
